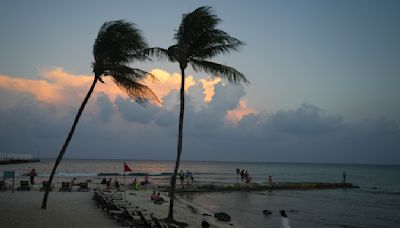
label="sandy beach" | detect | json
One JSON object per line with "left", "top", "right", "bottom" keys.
{"left": 0, "top": 182, "right": 236, "bottom": 228}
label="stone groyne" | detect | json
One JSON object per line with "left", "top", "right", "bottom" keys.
{"left": 161, "top": 182, "right": 359, "bottom": 193}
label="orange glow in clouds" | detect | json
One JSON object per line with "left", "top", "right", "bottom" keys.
{"left": 0, "top": 68, "right": 198, "bottom": 105}
{"left": 0, "top": 68, "right": 255, "bottom": 125}
{"left": 226, "top": 99, "right": 255, "bottom": 124}
{"left": 199, "top": 77, "right": 221, "bottom": 102}
{"left": 145, "top": 69, "right": 196, "bottom": 102}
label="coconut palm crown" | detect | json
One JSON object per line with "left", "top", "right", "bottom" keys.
{"left": 93, "top": 20, "right": 158, "bottom": 103}
{"left": 148, "top": 6, "right": 249, "bottom": 223}
{"left": 41, "top": 20, "right": 157, "bottom": 209}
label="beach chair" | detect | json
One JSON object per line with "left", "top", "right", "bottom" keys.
{"left": 78, "top": 182, "right": 90, "bottom": 192}
{"left": 40, "top": 181, "right": 52, "bottom": 191}
{"left": 59, "top": 181, "right": 71, "bottom": 192}
{"left": 0, "top": 180, "right": 6, "bottom": 191}
{"left": 17, "top": 180, "right": 31, "bottom": 191}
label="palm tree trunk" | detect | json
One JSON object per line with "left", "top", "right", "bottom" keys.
{"left": 41, "top": 76, "right": 98, "bottom": 209}
{"left": 167, "top": 67, "right": 186, "bottom": 221}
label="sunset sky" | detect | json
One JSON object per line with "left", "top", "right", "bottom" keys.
{"left": 0, "top": 1, "right": 399, "bottom": 164}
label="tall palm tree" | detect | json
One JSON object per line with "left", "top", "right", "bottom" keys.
{"left": 41, "top": 20, "right": 157, "bottom": 209}
{"left": 147, "top": 6, "right": 249, "bottom": 222}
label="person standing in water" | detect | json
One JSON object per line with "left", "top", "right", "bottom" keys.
{"left": 342, "top": 171, "right": 347, "bottom": 184}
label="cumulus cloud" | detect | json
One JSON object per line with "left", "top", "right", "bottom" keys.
{"left": 0, "top": 68, "right": 128, "bottom": 105}
{"left": 1, "top": 68, "right": 399, "bottom": 164}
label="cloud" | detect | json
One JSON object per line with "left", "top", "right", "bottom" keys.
{"left": 0, "top": 73, "right": 65, "bottom": 103}
{"left": 226, "top": 99, "right": 256, "bottom": 125}
{"left": 0, "top": 68, "right": 128, "bottom": 105}
{"left": 145, "top": 69, "right": 196, "bottom": 104}
{"left": 96, "top": 93, "right": 114, "bottom": 122}
{"left": 199, "top": 77, "right": 221, "bottom": 102}
{"left": 1, "top": 68, "right": 399, "bottom": 164}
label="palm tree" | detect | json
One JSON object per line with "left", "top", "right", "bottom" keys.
{"left": 147, "top": 6, "right": 249, "bottom": 222}
{"left": 41, "top": 20, "right": 157, "bottom": 209}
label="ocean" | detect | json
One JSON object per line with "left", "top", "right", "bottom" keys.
{"left": 1, "top": 159, "right": 399, "bottom": 228}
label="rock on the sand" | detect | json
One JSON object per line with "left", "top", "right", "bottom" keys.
{"left": 263, "top": 209, "right": 272, "bottom": 215}
{"left": 214, "top": 212, "right": 231, "bottom": 222}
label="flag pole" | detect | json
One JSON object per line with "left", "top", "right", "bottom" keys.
{"left": 124, "top": 166, "right": 126, "bottom": 207}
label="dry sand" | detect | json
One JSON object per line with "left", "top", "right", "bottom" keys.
{"left": 0, "top": 184, "right": 236, "bottom": 228}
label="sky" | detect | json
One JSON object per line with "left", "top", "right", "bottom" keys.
{"left": 0, "top": 0, "right": 399, "bottom": 164}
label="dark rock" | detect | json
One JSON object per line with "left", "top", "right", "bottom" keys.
{"left": 263, "top": 209, "right": 272, "bottom": 215}
{"left": 214, "top": 212, "right": 231, "bottom": 222}
{"left": 201, "top": 213, "right": 211, "bottom": 217}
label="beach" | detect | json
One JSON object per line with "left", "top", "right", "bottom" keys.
{"left": 0, "top": 191, "right": 117, "bottom": 228}
{"left": 1, "top": 160, "right": 400, "bottom": 228}
{"left": 0, "top": 182, "right": 235, "bottom": 228}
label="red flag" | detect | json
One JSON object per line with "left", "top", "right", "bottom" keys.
{"left": 123, "top": 162, "right": 132, "bottom": 172}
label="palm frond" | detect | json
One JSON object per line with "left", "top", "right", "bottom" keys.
{"left": 112, "top": 72, "right": 160, "bottom": 105}
{"left": 191, "top": 29, "right": 244, "bottom": 59}
{"left": 176, "top": 6, "right": 220, "bottom": 44}
{"left": 92, "top": 20, "right": 159, "bottom": 104}
{"left": 190, "top": 59, "right": 249, "bottom": 85}
{"left": 93, "top": 20, "right": 148, "bottom": 76}
{"left": 141, "top": 47, "right": 169, "bottom": 59}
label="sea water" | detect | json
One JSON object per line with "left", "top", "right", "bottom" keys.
{"left": 1, "top": 159, "right": 399, "bottom": 227}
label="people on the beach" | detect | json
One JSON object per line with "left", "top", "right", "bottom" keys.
{"left": 154, "top": 192, "right": 165, "bottom": 204}
{"left": 179, "top": 170, "right": 185, "bottom": 189}
{"left": 29, "top": 168, "right": 37, "bottom": 185}
{"left": 70, "top": 177, "right": 77, "bottom": 186}
{"left": 101, "top": 177, "right": 107, "bottom": 185}
{"left": 106, "top": 178, "right": 112, "bottom": 190}
{"left": 268, "top": 175, "right": 273, "bottom": 186}
{"left": 150, "top": 190, "right": 165, "bottom": 204}
{"left": 240, "top": 169, "right": 245, "bottom": 182}
{"left": 141, "top": 175, "right": 149, "bottom": 186}
{"left": 186, "top": 170, "right": 193, "bottom": 185}
{"left": 133, "top": 178, "right": 140, "bottom": 190}
{"left": 114, "top": 177, "right": 120, "bottom": 189}
{"left": 280, "top": 210, "right": 291, "bottom": 228}
{"left": 244, "top": 170, "right": 251, "bottom": 183}
{"left": 236, "top": 168, "right": 240, "bottom": 184}
{"left": 71, "top": 177, "right": 80, "bottom": 191}
{"left": 150, "top": 190, "right": 157, "bottom": 201}
{"left": 342, "top": 171, "right": 347, "bottom": 184}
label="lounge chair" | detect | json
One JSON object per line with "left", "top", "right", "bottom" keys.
{"left": 0, "top": 180, "right": 6, "bottom": 191}
{"left": 17, "top": 180, "right": 31, "bottom": 191}
{"left": 59, "top": 181, "right": 71, "bottom": 192}
{"left": 40, "top": 181, "right": 52, "bottom": 191}
{"left": 78, "top": 182, "right": 90, "bottom": 192}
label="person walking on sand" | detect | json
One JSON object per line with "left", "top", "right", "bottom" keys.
{"left": 240, "top": 169, "right": 244, "bottom": 182}
{"left": 280, "top": 210, "right": 291, "bottom": 228}
{"left": 29, "top": 168, "right": 37, "bottom": 185}
{"left": 186, "top": 170, "right": 193, "bottom": 185}
{"left": 179, "top": 170, "right": 185, "bottom": 189}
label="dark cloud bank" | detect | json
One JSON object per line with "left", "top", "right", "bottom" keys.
{"left": 1, "top": 84, "right": 399, "bottom": 165}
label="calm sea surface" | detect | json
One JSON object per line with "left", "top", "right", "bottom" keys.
{"left": 1, "top": 159, "right": 399, "bottom": 228}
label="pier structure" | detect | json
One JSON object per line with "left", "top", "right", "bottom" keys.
{"left": 0, "top": 152, "right": 40, "bottom": 165}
